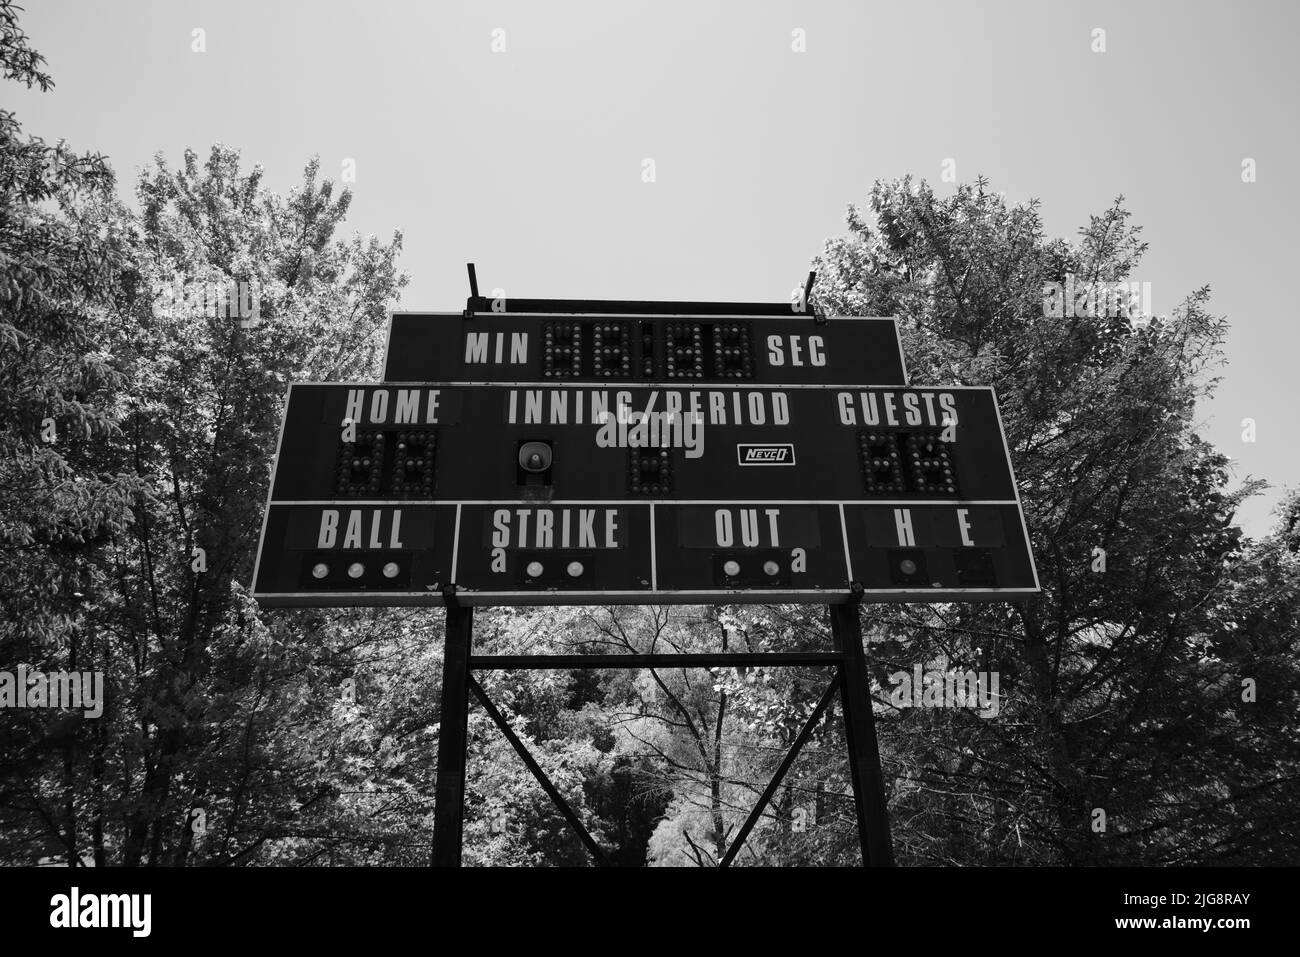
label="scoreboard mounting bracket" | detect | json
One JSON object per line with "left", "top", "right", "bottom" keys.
{"left": 803, "top": 270, "right": 828, "bottom": 325}
{"left": 464, "top": 262, "right": 480, "bottom": 317}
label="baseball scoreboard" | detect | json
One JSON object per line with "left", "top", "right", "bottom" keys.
{"left": 252, "top": 307, "right": 1038, "bottom": 606}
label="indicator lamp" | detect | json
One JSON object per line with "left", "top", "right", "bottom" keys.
{"left": 723, "top": 560, "right": 741, "bottom": 577}
{"left": 311, "top": 563, "right": 329, "bottom": 580}
{"left": 347, "top": 562, "right": 365, "bottom": 579}
{"left": 382, "top": 562, "right": 400, "bottom": 579}
{"left": 526, "top": 561, "right": 544, "bottom": 577}
{"left": 899, "top": 559, "right": 918, "bottom": 575}
{"left": 762, "top": 561, "right": 780, "bottom": 576}
{"left": 566, "top": 561, "right": 584, "bottom": 578}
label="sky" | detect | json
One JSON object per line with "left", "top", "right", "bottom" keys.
{"left": 11, "top": 0, "right": 1297, "bottom": 537}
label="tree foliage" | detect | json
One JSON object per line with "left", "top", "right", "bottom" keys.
{"left": 811, "top": 177, "right": 1299, "bottom": 863}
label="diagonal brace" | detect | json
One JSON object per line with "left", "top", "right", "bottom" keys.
{"left": 468, "top": 675, "right": 611, "bottom": 867}
{"left": 719, "top": 673, "right": 842, "bottom": 867}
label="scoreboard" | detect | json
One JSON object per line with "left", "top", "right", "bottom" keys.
{"left": 252, "top": 308, "right": 1037, "bottom": 606}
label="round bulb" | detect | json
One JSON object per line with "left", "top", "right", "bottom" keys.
{"left": 382, "top": 562, "right": 400, "bottom": 579}
{"left": 311, "top": 563, "right": 329, "bottom": 580}
{"left": 526, "top": 561, "right": 544, "bottom": 577}
{"left": 347, "top": 562, "right": 365, "bottom": 579}
{"left": 723, "top": 560, "right": 741, "bottom": 577}
{"left": 762, "top": 561, "right": 780, "bottom": 576}
{"left": 899, "top": 559, "right": 917, "bottom": 575}
{"left": 566, "top": 561, "right": 584, "bottom": 578}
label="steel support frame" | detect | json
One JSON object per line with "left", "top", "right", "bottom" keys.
{"left": 431, "top": 602, "right": 893, "bottom": 867}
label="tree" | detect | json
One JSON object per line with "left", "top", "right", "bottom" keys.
{"left": 0, "top": 0, "right": 139, "bottom": 865}
{"left": 808, "top": 176, "right": 1298, "bottom": 863}
{"left": 0, "top": 119, "right": 410, "bottom": 861}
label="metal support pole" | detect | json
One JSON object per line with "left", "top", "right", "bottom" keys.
{"left": 431, "top": 600, "right": 474, "bottom": 866}
{"left": 830, "top": 602, "right": 895, "bottom": 866}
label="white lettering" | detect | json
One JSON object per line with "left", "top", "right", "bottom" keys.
{"left": 957, "top": 508, "right": 974, "bottom": 547}
{"left": 894, "top": 509, "right": 915, "bottom": 547}
{"left": 465, "top": 333, "right": 489, "bottom": 363}
{"left": 318, "top": 510, "right": 339, "bottom": 548}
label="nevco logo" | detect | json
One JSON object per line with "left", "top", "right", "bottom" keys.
{"left": 737, "top": 443, "right": 795, "bottom": 466}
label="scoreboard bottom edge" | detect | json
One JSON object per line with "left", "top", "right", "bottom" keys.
{"left": 251, "top": 586, "right": 1040, "bottom": 608}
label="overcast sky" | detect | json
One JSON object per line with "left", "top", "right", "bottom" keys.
{"left": 12, "top": 0, "right": 1297, "bottom": 536}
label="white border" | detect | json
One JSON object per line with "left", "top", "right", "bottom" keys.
{"left": 266, "top": 498, "right": 1021, "bottom": 506}
{"left": 389, "top": 310, "right": 901, "bottom": 322}
{"left": 250, "top": 382, "right": 294, "bottom": 593}
{"left": 990, "top": 387, "right": 1042, "bottom": 591}
{"left": 838, "top": 504, "right": 854, "bottom": 581}
{"left": 649, "top": 503, "right": 658, "bottom": 590}
{"left": 252, "top": 585, "right": 1042, "bottom": 606}
{"left": 379, "top": 310, "right": 396, "bottom": 384}
{"left": 894, "top": 316, "right": 910, "bottom": 386}
{"left": 450, "top": 503, "right": 462, "bottom": 583}
{"left": 345, "top": 379, "right": 960, "bottom": 390}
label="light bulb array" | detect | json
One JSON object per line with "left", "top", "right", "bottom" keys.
{"left": 335, "top": 429, "right": 438, "bottom": 499}
{"left": 629, "top": 448, "right": 673, "bottom": 496}
{"left": 857, "top": 430, "right": 958, "bottom": 496}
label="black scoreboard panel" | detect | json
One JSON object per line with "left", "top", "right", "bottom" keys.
{"left": 382, "top": 313, "right": 908, "bottom": 386}
{"left": 253, "top": 504, "right": 458, "bottom": 600}
{"left": 265, "top": 383, "right": 1018, "bottom": 503}
{"left": 842, "top": 504, "right": 1037, "bottom": 595}
{"left": 252, "top": 499, "right": 1036, "bottom": 605}
{"left": 652, "top": 504, "right": 847, "bottom": 595}
{"left": 252, "top": 382, "right": 1039, "bottom": 605}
